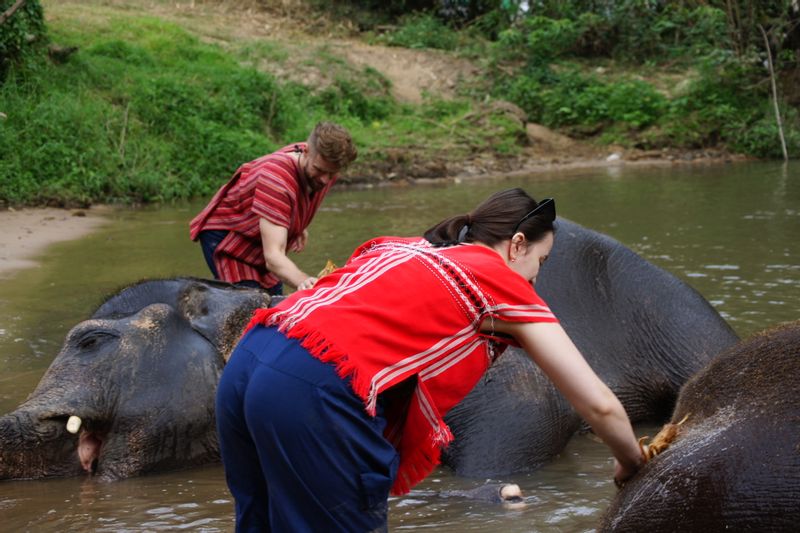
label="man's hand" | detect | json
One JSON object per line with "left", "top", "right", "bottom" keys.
{"left": 297, "top": 276, "right": 318, "bottom": 291}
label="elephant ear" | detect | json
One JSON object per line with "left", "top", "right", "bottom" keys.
{"left": 178, "top": 280, "right": 271, "bottom": 361}
{"left": 93, "top": 279, "right": 185, "bottom": 319}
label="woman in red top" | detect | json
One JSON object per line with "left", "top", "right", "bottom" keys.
{"left": 215, "top": 188, "right": 645, "bottom": 532}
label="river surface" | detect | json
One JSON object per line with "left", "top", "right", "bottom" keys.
{"left": 1, "top": 161, "right": 798, "bottom": 531}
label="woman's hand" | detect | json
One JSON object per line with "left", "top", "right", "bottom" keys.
{"left": 613, "top": 457, "right": 642, "bottom": 488}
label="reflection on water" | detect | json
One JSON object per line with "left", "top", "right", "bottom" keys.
{"left": 0, "top": 161, "right": 798, "bottom": 530}
{"left": 0, "top": 465, "right": 234, "bottom": 531}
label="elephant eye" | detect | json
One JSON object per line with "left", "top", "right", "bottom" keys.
{"left": 75, "top": 330, "right": 119, "bottom": 351}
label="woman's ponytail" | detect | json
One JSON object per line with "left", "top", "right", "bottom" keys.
{"left": 424, "top": 188, "right": 555, "bottom": 247}
{"left": 424, "top": 214, "right": 471, "bottom": 247}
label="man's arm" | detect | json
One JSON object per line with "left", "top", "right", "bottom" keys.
{"left": 259, "top": 218, "right": 317, "bottom": 290}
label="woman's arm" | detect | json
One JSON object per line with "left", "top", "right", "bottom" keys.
{"left": 484, "top": 319, "right": 644, "bottom": 484}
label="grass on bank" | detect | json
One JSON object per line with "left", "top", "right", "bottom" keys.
{"left": 0, "top": 8, "right": 525, "bottom": 207}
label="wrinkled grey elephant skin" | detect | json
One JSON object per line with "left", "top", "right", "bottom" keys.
{"left": 441, "top": 219, "right": 739, "bottom": 477}
{"left": 0, "top": 278, "right": 269, "bottom": 481}
{"left": 600, "top": 320, "right": 800, "bottom": 532}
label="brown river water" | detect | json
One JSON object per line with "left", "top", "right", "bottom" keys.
{"left": 1, "top": 161, "right": 798, "bottom": 531}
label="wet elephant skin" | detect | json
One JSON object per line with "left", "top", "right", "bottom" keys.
{"left": 600, "top": 320, "right": 800, "bottom": 532}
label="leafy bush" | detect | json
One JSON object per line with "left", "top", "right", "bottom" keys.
{"left": 519, "top": 16, "right": 581, "bottom": 63}
{"left": 316, "top": 77, "right": 394, "bottom": 123}
{"left": 657, "top": 58, "right": 763, "bottom": 148}
{"left": 491, "top": 3, "right": 736, "bottom": 63}
{"left": 381, "top": 12, "right": 460, "bottom": 50}
{"left": 496, "top": 16, "right": 584, "bottom": 64}
{"left": 0, "top": 0, "right": 47, "bottom": 81}
{"left": 495, "top": 66, "right": 666, "bottom": 133}
{"left": 728, "top": 109, "right": 800, "bottom": 158}
{"left": 674, "top": 6, "right": 730, "bottom": 55}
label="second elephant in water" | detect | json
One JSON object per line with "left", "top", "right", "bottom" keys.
{"left": 600, "top": 320, "right": 800, "bottom": 532}
{"left": 0, "top": 279, "right": 269, "bottom": 481}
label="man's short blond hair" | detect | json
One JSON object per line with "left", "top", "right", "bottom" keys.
{"left": 308, "top": 122, "right": 358, "bottom": 170}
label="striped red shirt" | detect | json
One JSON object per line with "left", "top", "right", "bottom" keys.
{"left": 189, "top": 143, "right": 336, "bottom": 288}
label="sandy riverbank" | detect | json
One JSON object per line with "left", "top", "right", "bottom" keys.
{"left": 0, "top": 206, "right": 111, "bottom": 279}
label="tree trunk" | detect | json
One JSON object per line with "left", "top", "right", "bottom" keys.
{"left": 759, "top": 24, "right": 789, "bottom": 161}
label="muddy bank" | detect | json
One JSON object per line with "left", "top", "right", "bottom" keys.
{"left": 0, "top": 207, "right": 110, "bottom": 279}
{"left": 341, "top": 110, "right": 747, "bottom": 185}
{"left": 344, "top": 145, "right": 748, "bottom": 186}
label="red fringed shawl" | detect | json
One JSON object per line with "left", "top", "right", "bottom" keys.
{"left": 244, "top": 237, "right": 558, "bottom": 494}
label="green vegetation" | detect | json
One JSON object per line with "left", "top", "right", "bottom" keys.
{"left": 371, "top": 0, "right": 800, "bottom": 156}
{"left": 0, "top": 0, "right": 47, "bottom": 81}
{"left": 377, "top": 13, "right": 461, "bottom": 50}
{"left": 0, "top": 7, "right": 523, "bottom": 206}
{"left": 1, "top": 0, "right": 798, "bottom": 206}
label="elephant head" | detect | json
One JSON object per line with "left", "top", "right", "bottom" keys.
{"left": 0, "top": 278, "right": 269, "bottom": 481}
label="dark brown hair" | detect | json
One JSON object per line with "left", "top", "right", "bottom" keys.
{"left": 424, "top": 188, "right": 555, "bottom": 247}
{"left": 308, "top": 122, "right": 358, "bottom": 169}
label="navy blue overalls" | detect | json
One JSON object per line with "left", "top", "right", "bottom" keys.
{"left": 215, "top": 325, "right": 400, "bottom": 532}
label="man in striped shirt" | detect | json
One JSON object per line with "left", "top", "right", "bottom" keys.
{"left": 190, "top": 122, "right": 357, "bottom": 295}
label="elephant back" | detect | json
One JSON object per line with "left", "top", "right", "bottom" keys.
{"left": 600, "top": 321, "right": 800, "bottom": 531}
{"left": 536, "top": 219, "right": 739, "bottom": 422}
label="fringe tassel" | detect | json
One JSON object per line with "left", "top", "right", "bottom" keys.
{"left": 390, "top": 420, "right": 454, "bottom": 495}
{"left": 242, "top": 308, "right": 272, "bottom": 336}
{"left": 391, "top": 440, "right": 443, "bottom": 495}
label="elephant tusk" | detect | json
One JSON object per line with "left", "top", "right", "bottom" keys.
{"left": 66, "top": 415, "right": 82, "bottom": 434}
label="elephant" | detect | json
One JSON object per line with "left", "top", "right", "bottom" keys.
{"left": 0, "top": 219, "right": 739, "bottom": 483}
{"left": 600, "top": 320, "right": 800, "bottom": 532}
{"left": 0, "top": 278, "right": 269, "bottom": 480}
{"left": 441, "top": 219, "right": 739, "bottom": 476}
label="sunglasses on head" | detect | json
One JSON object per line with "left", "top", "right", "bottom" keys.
{"left": 512, "top": 198, "right": 556, "bottom": 234}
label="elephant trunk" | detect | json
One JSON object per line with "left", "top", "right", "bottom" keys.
{"left": 0, "top": 409, "right": 81, "bottom": 480}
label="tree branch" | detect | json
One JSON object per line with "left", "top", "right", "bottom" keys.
{"left": 758, "top": 24, "right": 789, "bottom": 162}
{"left": 0, "top": 0, "right": 27, "bottom": 27}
